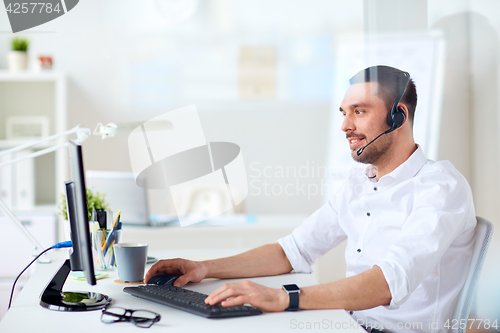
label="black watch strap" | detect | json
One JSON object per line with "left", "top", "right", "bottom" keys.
{"left": 283, "top": 284, "right": 300, "bottom": 311}
{"left": 287, "top": 290, "right": 299, "bottom": 311}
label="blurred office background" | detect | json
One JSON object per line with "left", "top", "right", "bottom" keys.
{"left": 0, "top": 0, "right": 498, "bottom": 328}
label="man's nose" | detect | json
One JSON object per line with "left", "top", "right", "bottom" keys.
{"left": 341, "top": 113, "right": 355, "bottom": 133}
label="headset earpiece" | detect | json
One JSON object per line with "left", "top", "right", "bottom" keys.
{"left": 386, "top": 72, "right": 410, "bottom": 132}
{"left": 387, "top": 106, "right": 406, "bottom": 130}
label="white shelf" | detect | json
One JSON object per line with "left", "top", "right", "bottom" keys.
{"left": 0, "top": 70, "right": 63, "bottom": 82}
{"left": 0, "top": 72, "right": 67, "bottom": 211}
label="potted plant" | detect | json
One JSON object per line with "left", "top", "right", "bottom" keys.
{"left": 59, "top": 188, "right": 110, "bottom": 221}
{"left": 8, "top": 36, "right": 29, "bottom": 71}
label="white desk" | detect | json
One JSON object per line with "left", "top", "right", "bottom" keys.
{"left": 0, "top": 249, "right": 364, "bottom": 332}
{"left": 121, "top": 215, "right": 348, "bottom": 285}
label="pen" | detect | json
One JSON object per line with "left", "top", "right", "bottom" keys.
{"left": 110, "top": 245, "right": 115, "bottom": 267}
{"left": 109, "top": 221, "right": 122, "bottom": 266}
{"left": 103, "top": 212, "right": 121, "bottom": 256}
{"left": 102, "top": 211, "right": 120, "bottom": 252}
{"left": 95, "top": 230, "right": 107, "bottom": 268}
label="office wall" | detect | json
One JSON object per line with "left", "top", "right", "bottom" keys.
{"left": 464, "top": 1, "right": 500, "bottom": 323}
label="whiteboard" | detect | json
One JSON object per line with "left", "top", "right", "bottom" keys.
{"left": 324, "top": 32, "right": 446, "bottom": 199}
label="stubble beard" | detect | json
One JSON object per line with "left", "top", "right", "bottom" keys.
{"left": 351, "top": 132, "right": 393, "bottom": 165}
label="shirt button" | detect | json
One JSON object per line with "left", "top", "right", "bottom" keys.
{"left": 374, "top": 187, "right": 378, "bottom": 191}
{"left": 366, "top": 212, "right": 371, "bottom": 216}
{"left": 349, "top": 311, "right": 354, "bottom": 315}
{"left": 357, "top": 249, "right": 361, "bottom": 253}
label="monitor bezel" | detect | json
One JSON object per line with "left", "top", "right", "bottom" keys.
{"left": 68, "top": 140, "right": 96, "bottom": 285}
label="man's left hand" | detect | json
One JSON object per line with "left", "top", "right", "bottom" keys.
{"left": 204, "top": 280, "right": 289, "bottom": 312}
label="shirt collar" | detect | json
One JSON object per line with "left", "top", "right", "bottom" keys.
{"left": 365, "top": 145, "right": 428, "bottom": 183}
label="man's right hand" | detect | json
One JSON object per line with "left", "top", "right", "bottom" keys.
{"left": 144, "top": 258, "right": 209, "bottom": 287}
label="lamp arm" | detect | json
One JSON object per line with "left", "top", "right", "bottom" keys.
{"left": 0, "top": 199, "right": 44, "bottom": 253}
{"left": 0, "top": 125, "right": 91, "bottom": 262}
{"left": 0, "top": 125, "right": 91, "bottom": 159}
{"left": 0, "top": 143, "right": 68, "bottom": 169}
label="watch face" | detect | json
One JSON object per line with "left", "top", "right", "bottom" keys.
{"left": 283, "top": 284, "right": 300, "bottom": 292}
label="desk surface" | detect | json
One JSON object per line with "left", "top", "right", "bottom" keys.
{"left": 1, "top": 249, "right": 364, "bottom": 333}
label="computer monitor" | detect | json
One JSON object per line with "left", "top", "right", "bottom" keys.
{"left": 67, "top": 140, "right": 96, "bottom": 284}
{"left": 39, "top": 140, "right": 111, "bottom": 311}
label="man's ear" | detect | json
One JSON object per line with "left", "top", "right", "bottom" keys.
{"left": 397, "top": 103, "right": 409, "bottom": 126}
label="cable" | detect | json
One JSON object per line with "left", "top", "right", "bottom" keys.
{"left": 8, "top": 241, "right": 72, "bottom": 309}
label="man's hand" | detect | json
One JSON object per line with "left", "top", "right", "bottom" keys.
{"left": 204, "top": 280, "right": 289, "bottom": 312}
{"left": 144, "top": 258, "right": 208, "bottom": 287}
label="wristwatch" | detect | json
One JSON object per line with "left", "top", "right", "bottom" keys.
{"left": 283, "top": 284, "right": 300, "bottom": 311}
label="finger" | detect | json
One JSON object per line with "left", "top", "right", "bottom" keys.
{"left": 221, "top": 295, "right": 247, "bottom": 307}
{"left": 206, "top": 285, "right": 242, "bottom": 305}
{"left": 144, "top": 261, "right": 168, "bottom": 282}
{"left": 144, "top": 263, "right": 161, "bottom": 282}
{"left": 144, "top": 259, "right": 179, "bottom": 282}
{"left": 204, "top": 284, "right": 231, "bottom": 303}
{"left": 173, "top": 271, "right": 195, "bottom": 287}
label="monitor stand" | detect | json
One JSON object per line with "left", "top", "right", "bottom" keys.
{"left": 40, "top": 259, "right": 112, "bottom": 311}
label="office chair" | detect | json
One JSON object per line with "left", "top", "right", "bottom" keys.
{"left": 451, "top": 216, "right": 494, "bottom": 333}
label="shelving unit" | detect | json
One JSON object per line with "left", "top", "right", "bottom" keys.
{"left": 0, "top": 70, "right": 67, "bottom": 208}
{"left": 0, "top": 71, "right": 66, "bottom": 320}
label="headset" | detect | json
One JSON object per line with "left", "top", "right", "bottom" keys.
{"left": 356, "top": 70, "right": 411, "bottom": 156}
{"left": 386, "top": 71, "right": 411, "bottom": 131}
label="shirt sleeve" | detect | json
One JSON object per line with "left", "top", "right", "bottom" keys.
{"left": 277, "top": 197, "right": 347, "bottom": 273}
{"left": 375, "top": 166, "right": 476, "bottom": 309}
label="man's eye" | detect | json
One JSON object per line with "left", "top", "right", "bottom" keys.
{"left": 355, "top": 110, "right": 364, "bottom": 114}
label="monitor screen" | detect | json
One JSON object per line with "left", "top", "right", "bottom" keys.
{"left": 67, "top": 140, "right": 96, "bottom": 285}
{"left": 64, "top": 181, "right": 82, "bottom": 272}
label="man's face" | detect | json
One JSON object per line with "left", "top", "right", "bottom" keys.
{"left": 339, "top": 82, "right": 392, "bottom": 165}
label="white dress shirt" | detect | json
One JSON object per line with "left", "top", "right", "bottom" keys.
{"left": 277, "top": 146, "right": 476, "bottom": 333}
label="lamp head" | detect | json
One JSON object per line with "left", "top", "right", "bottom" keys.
{"left": 93, "top": 121, "right": 173, "bottom": 140}
{"left": 93, "top": 123, "right": 118, "bottom": 140}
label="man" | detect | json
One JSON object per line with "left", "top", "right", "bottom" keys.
{"left": 145, "top": 66, "right": 476, "bottom": 332}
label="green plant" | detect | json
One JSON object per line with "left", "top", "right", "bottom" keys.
{"left": 58, "top": 187, "right": 110, "bottom": 221}
{"left": 11, "top": 36, "right": 29, "bottom": 52}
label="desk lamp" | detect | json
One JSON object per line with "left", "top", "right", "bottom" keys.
{"left": 0, "top": 125, "right": 91, "bottom": 263}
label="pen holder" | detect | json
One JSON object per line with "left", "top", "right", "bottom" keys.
{"left": 91, "top": 229, "right": 121, "bottom": 271}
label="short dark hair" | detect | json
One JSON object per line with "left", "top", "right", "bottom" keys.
{"left": 349, "top": 65, "right": 417, "bottom": 124}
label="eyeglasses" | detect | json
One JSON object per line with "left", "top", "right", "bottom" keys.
{"left": 101, "top": 307, "right": 161, "bottom": 328}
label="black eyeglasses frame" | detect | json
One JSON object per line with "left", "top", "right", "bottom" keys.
{"left": 101, "top": 306, "right": 161, "bottom": 328}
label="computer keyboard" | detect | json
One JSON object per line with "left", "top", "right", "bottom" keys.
{"left": 123, "top": 284, "right": 263, "bottom": 318}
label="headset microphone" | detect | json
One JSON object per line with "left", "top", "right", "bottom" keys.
{"left": 356, "top": 129, "right": 392, "bottom": 156}
{"left": 356, "top": 71, "right": 411, "bottom": 157}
